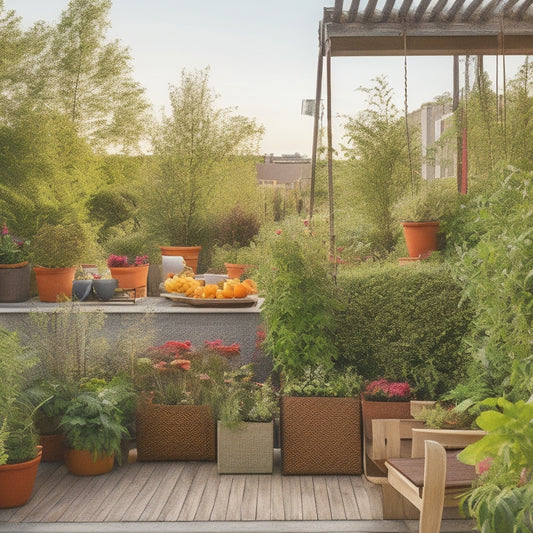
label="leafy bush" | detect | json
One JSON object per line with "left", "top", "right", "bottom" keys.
{"left": 451, "top": 167, "right": 533, "bottom": 400}
{"left": 335, "top": 263, "right": 472, "bottom": 399}
{"left": 214, "top": 205, "right": 260, "bottom": 247}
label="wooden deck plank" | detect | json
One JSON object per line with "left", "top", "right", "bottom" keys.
{"left": 178, "top": 462, "right": 215, "bottom": 521}
{"left": 138, "top": 462, "right": 185, "bottom": 521}
{"left": 159, "top": 462, "right": 200, "bottom": 521}
{"left": 107, "top": 463, "right": 157, "bottom": 521}
{"left": 326, "top": 477, "right": 346, "bottom": 520}
{"left": 300, "top": 476, "right": 318, "bottom": 520}
{"left": 270, "top": 473, "right": 285, "bottom": 520}
{"left": 226, "top": 475, "right": 246, "bottom": 520}
{"left": 313, "top": 476, "right": 332, "bottom": 520}
{"left": 282, "top": 475, "right": 303, "bottom": 520}
{"left": 210, "top": 473, "right": 233, "bottom": 520}
{"left": 241, "top": 475, "right": 259, "bottom": 521}
{"left": 338, "top": 475, "right": 362, "bottom": 519}
{"left": 361, "top": 475, "right": 384, "bottom": 520}
{"left": 256, "top": 474, "right": 272, "bottom": 520}
{"left": 192, "top": 465, "right": 221, "bottom": 521}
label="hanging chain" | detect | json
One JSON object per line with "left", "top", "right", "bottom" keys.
{"left": 403, "top": 23, "right": 415, "bottom": 194}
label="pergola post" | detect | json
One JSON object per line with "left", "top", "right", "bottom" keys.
{"left": 326, "top": 40, "right": 336, "bottom": 262}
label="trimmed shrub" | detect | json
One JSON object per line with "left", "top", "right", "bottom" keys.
{"left": 335, "top": 263, "right": 472, "bottom": 400}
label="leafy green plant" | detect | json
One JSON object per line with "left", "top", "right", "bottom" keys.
{"left": 260, "top": 221, "right": 341, "bottom": 380}
{"left": 459, "top": 397, "right": 533, "bottom": 532}
{"left": 414, "top": 400, "right": 480, "bottom": 429}
{"left": 0, "top": 222, "right": 28, "bottom": 264}
{"left": 282, "top": 366, "right": 362, "bottom": 398}
{"left": 59, "top": 389, "right": 129, "bottom": 462}
{"left": 29, "top": 223, "right": 91, "bottom": 268}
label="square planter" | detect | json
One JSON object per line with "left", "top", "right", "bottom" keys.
{"left": 361, "top": 397, "right": 412, "bottom": 439}
{"left": 135, "top": 404, "right": 216, "bottom": 461}
{"left": 217, "top": 421, "right": 274, "bottom": 474}
{"left": 280, "top": 396, "right": 362, "bottom": 475}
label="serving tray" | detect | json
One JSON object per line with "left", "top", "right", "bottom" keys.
{"left": 161, "top": 292, "right": 258, "bottom": 307}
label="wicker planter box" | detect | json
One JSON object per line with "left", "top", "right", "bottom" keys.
{"left": 135, "top": 404, "right": 216, "bottom": 461}
{"left": 280, "top": 396, "right": 362, "bottom": 475}
{"left": 361, "top": 397, "right": 412, "bottom": 439}
{"left": 0, "top": 262, "right": 30, "bottom": 303}
{"left": 217, "top": 421, "right": 274, "bottom": 474}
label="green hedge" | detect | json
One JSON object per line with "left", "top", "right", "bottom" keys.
{"left": 335, "top": 263, "right": 472, "bottom": 400}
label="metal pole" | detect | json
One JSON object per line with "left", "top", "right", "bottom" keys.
{"left": 326, "top": 41, "right": 336, "bottom": 269}
{"left": 309, "top": 22, "right": 324, "bottom": 221}
{"left": 453, "top": 55, "right": 462, "bottom": 192}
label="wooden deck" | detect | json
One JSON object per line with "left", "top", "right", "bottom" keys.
{"left": 0, "top": 450, "right": 476, "bottom": 532}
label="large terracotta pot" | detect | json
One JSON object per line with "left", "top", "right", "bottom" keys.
{"left": 0, "top": 261, "right": 30, "bottom": 302}
{"left": 280, "top": 396, "right": 362, "bottom": 475}
{"left": 401, "top": 221, "right": 440, "bottom": 258}
{"left": 224, "top": 263, "right": 254, "bottom": 279}
{"left": 109, "top": 265, "right": 149, "bottom": 297}
{"left": 64, "top": 448, "right": 114, "bottom": 476}
{"left": 33, "top": 266, "right": 76, "bottom": 302}
{"left": 0, "top": 447, "right": 42, "bottom": 508}
{"left": 160, "top": 246, "right": 201, "bottom": 275}
{"left": 136, "top": 404, "right": 216, "bottom": 461}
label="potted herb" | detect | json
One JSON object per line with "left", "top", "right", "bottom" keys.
{"left": 280, "top": 366, "right": 363, "bottom": 475}
{"left": 394, "top": 179, "right": 458, "bottom": 258}
{"left": 134, "top": 340, "right": 238, "bottom": 462}
{"left": 59, "top": 385, "right": 130, "bottom": 476}
{"left": 107, "top": 254, "right": 149, "bottom": 297}
{"left": 0, "top": 222, "right": 30, "bottom": 303}
{"left": 217, "top": 365, "right": 278, "bottom": 474}
{"left": 0, "top": 328, "right": 42, "bottom": 508}
{"left": 30, "top": 223, "right": 91, "bottom": 302}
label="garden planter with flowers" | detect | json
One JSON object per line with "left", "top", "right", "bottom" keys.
{"left": 0, "top": 223, "right": 30, "bottom": 302}
{"left": 107, "top": 254, "right": 149, "bottom": 297}
{"left": 134, "top": 340, "right": 240, "bottom": 461}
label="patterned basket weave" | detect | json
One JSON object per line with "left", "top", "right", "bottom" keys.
{"left": 280, "top": 396, "right": 362, "bottom": 475}
{"left": 217, "top": 421, "right": 274, "bottom": 474}
{"left": 136, "top": 404, "right": 216, "bottom": 461}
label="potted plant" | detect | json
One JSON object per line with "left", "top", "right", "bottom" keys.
{"left": 72, "top": 266, "right": 94, "bottom": 302}
{"left": 0, "top": 328, "right": 42, "bottom": 508}
{"left": 107, "top": 254, "right": 149, "bottom": 297}
{"left": 361, "top": 378, "right": 413, "bottom": 439}
{"left": 59, "top": 385, "right": 130, "bottom": 476}
{"left": 394, "top": 179, "right": 458, "bottom": 258}
{"left": 0, "top": 222, "right": 31, "bottom": 303}
{"left": 134, "top": 340, "right": 238, "bottom": 462}
{"left": 30, "top": 223, "right": 91, "bottom": 302}
{"left": 280, "top": 366, "right": 363, "bottom": 475}
{"left": 159, "top": 245, "right": 201, "bottom": 275}
{"left": 216, "top": 365, "right": 278, "bottom": 474}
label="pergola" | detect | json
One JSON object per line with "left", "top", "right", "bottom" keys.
{"left": 311, "top": 0, "right": 533, "bottom": 254}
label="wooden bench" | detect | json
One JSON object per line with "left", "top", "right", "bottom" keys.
{"left": 386, "top": 441, "right": 477, "bottom": 533}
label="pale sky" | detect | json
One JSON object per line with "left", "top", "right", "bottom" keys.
{"left": 6, "top": 0, "right": 527, "bottom": 157}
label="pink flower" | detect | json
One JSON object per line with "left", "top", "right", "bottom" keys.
{"left": 199, "top": 373, "right": 211, "bottom": 381}
{"left": 303, "top": 220, "right": 309, "bottom": 227}
{"left": 276, "top": 229, "right": 282, "bottom": 235}
{"left": 476, "top": 457, "right": 493, "bottom": 475}
{"left": 2, "top": 223, "right": 9, "bottom": 236}
{"left": 171, "top": 359, "right": 191, "bottom": 371}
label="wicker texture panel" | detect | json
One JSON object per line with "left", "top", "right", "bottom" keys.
{"left": 280, "top": 396, "right": 362, "bottom": 475}
{"left": 0, "top": 262, "right": 30, "bottom": 302}
{"left": 360, "top": 398, "right": 412, "bottom": 439}
{"left": 136, "top": 404, "right": 216, "bottom": 461}
{"left": 217, "top": 421, "right": 274, "bottom": 474}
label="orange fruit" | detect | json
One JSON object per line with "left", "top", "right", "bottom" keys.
{"left": 203, "top": 284, "right": 218, "bottom": 298}
{"left": 242, "top": 279, "right": 258, "bottom": 294}
{"left": 233, "top": 283, "right": 248, "bottom": 298}
{"left": 221, "top": 283, "right": 234, "bottom": 298}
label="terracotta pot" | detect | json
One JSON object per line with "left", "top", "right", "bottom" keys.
{"left": 401, "top": 221, "right": 440, "bottom": 258}
{"left": 160, "top": 246, "right": 201, "bottom": 275}
{"left": 64, "top": 448, "right": 114, "bottom": 476}
{"left": 109, "top": 265, "right": 149, "bottom": 297}
{"left": 280, "top": 396, "right": 362, "bottom": 475}
{"left": 39, "top": 434, "right": 65, "bottom": 462}
{"left": 224, "top": 263, "right": 255, "bottom": 279}
{"left": 33, "top": 266, "right": 76, "bottom": 302}
{"left": 0, "top": 261, "right": 30, "bottom": 302}
{"left": 0, "top": 447, "right": 42, "bottom": 508}
{"left": 361, "top": 397, "right": 412, "bottom": 439}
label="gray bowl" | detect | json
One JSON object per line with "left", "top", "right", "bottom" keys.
{"left": 93, "top": 279, "right": 118, "bottom": 301}
{"left": 72, "top": 280, "right": 93, "bottom": 302}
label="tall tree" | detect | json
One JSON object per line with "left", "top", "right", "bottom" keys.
{"left": 145, "top": 67, "right": 264, "bottom": 247}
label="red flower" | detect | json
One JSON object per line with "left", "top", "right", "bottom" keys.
{"left": 171, "top": 359, "right": 191, "bottom": 371}
{"left": 275, "top": 229, "right": 282, "bottom": 235}
{"left": 205, "top": 339, "right": 240, "bottom": 356}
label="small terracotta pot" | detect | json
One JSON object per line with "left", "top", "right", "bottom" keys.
{"left": 160, "top": 246, "right": 201, "bottom": 274}
{"left": 224, "top": 263, "right": 255, "bottom": 279}
{"left": 109, "top": 265, "right": 149, "bottom": 297}
{"left": 64, "top": 449, "right": 114, "bottom": 476}
{"left": 401, "top": 221, "right": 440, "bottom": 258}
{"left": 0, "top": 447, "right": 42, "bottom": 508}
{"left": 33, "top": 266, "right": 76, "bottom": 302}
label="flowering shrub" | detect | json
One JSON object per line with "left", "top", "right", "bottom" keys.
{"left": 363, "top": 378, "right": 411, "bottom": 402}
{"left": 107, "top": 254, "right": 149, "bottom": 267}
{"left": 135, "top": 340, "right": 239, "bottom": 408}
{"left": 0, "top": 223, "right": 28, "bottom": 264}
